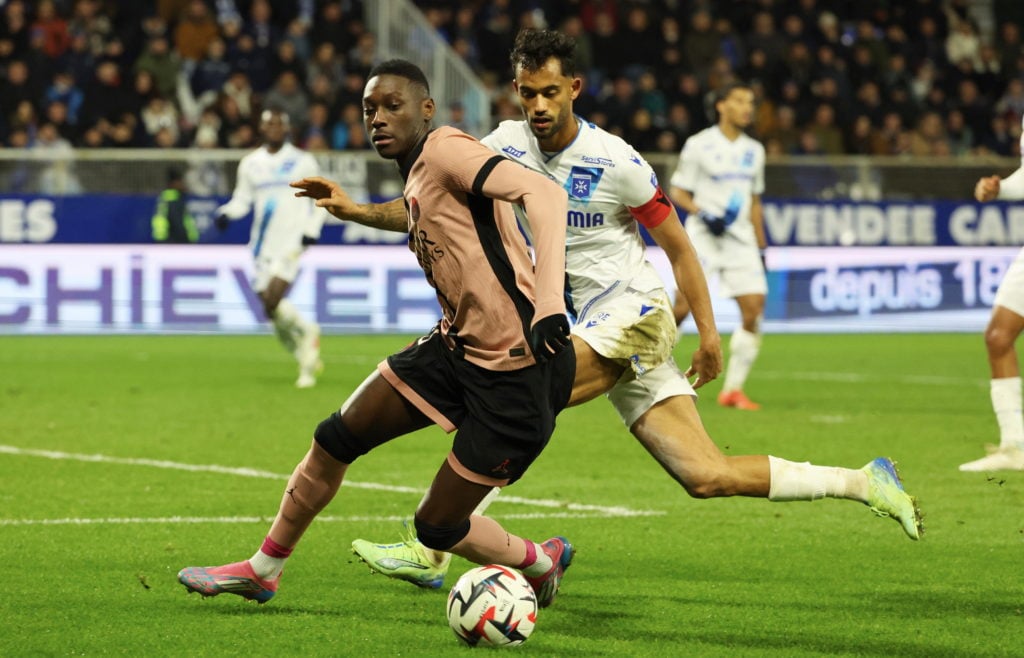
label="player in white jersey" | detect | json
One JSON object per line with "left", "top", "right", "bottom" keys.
{"left": 670, "top": 82, "right": 768, "bottom": 410}
{"left": 216, "top": 109, "right": 327, "bottom": 388}
{"left": 961, "top": 122, "right": 1024, "bottom": 471}
{"left": 295, "top": 28, "right": 921, "bottom": 587}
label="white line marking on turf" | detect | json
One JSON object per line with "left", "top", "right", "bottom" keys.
{"left": 0, "top": 445, "right": 664, "bottom": 520}
{"left": 757, "top": 370, "right": 983, "bottom": 387}
{"left": 809, "top": 414, "right": 848, "bottom": 424}
{"left": 0, "top": 509, "right": 661, "bottom": 527}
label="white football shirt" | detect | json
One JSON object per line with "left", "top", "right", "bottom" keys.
{"left": 996, "top": 116, "right": 1024, "bottom": 200}
{"left": 669, "top": 126, "right": 765, "bottom": 250}
{"left": 217, "top": 143, "right": 325, "bottom": 257}
{"left": 482, "top": 117, "right": 666, "bottom": 315}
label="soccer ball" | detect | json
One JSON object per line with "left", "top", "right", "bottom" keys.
{"left": 446, "top": 564, "right": 538, "bottom": 647}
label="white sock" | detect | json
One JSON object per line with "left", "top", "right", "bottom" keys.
{"left": 249, "top": 550, "right": 287, "bottom": 580}
{"left": 991, "top": 377, "right": 1024, "bottom": 449}
{"left": 272, "top": 299, "right": 300, "bottom": 354}
{"left": 767, "top": 456, "right": 869, "bottom": 503}
{"left": 723, "top": 327, "right": 761, "bottom": 392}
{"left": 274, "top": 299, "right": 314, "bottom": 359}
{"left": 519, "top": 540, "right": 554, "bottom": 577}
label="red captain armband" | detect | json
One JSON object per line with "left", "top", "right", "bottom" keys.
{"left": 629, "top": 186, "right": 673, "bottom": 229}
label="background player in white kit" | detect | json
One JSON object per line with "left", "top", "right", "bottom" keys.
{"left": 216, "top": 109, "right": 327, "bottom": 388}
{"left": 962, "top": 132, "right": 1024, "bottom": 471}
{"left": 669, "top": 82, "right": 768, "bottom": 411}
{"left": 299, "top": 28, "right": 921, "bottom": 588}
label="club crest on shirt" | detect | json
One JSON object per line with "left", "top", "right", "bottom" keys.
{"left": 566, "top": 166, "right": 603, "bottom": 202}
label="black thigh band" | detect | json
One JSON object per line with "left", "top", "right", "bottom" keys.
{"left": 414, "top": 515, "right": 472, "bottom": 551}
{"left": 313, "top": 412, "right": 368, "bottom": 464}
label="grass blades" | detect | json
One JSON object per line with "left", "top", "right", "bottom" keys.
{"left": 1, "top": 333, "right": 1021, "bottom": 657}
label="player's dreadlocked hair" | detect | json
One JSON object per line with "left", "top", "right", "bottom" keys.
{"left": 368, "top": 59, "right": 431, "bottom": 96}
{"left": 510, "top": 28, "right": 577, "bottom": 77}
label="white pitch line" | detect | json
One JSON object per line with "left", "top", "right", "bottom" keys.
{"left": 0, "top": 445, "right": 664, "bottom": 519}
{"left": 0, "top": 509, "right": 662, "bottom": 527}
{"left": 755, "top": 370, "right": 983, "bottom": 387}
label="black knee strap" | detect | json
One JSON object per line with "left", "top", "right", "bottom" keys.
{"left": 313, "top": 412, "right": 367, "bottom": 464}
{"left": 414, "top": 515, "right": 471, "bottom": 551}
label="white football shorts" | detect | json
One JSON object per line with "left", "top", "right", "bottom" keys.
{"left": 688, "top": 233, "right": 768, "bottom": 298}
{"left": 251, "top": 246, "right": 303, "bottom": 292}
{"left": 994, "top": 246, "right": 1024, "bottom": 318}
{"left": 572, "top": 284, "right": 695, "bottom": 427}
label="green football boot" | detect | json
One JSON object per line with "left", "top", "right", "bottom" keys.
{"left": 352, "top": 525, "right": 451, "bottom": 589}
{"left": 863, "top": 457, "right": 923, "bottom": 540}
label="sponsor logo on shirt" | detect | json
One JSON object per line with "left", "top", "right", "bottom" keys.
{"left": 566, "top": 166, "right": 603, "bottom": 202}
{"left": 580, "top": 155, "right": 614, "bottom": 167}
{"left": 502, "top": 144, "right": 526, "bottom": 158}
{"left": 567, "top": 210, "right": 604, "bottom": 228}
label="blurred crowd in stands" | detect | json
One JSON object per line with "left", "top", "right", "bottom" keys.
{"left": 2, "top": 0, "right": 1024, "bottom": 159}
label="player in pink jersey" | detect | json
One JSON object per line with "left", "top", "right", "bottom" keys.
{"left": 178, "top": 59, "right": 577, "bottom": 607}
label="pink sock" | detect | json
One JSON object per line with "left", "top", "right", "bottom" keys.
{"left": 516, "top": 539, "right": 537, "bottom": 569}
{"left": 261, "top": 535, "right": 293, "bottom": 558}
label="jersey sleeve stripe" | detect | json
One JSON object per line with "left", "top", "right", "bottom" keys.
{"left": 471, "top": 155, "right": 507, "bottom": 196}
{"left": 466, "top": 193, "right": 536, "bottom": 352}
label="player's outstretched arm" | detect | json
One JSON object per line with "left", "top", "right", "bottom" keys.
{"left": 648, "top": 212, "right": 722, "bottom": 388}
{"left": 291, "top": 176, "right": 407, "bottom": 232}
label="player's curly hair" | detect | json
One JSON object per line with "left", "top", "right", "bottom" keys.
{"left": 368, "top": 59, "right": 430, "bottom": 95}
{"left": 510, "top": 28, "right": 576, "bottom": 77}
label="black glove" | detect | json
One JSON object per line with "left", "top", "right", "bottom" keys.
{"left": 530, "top": 314, "right": 571, "bottom": 361}
{"left": 214, "top": 214, "right": 229, "bottom": 231}
{"left": 697, "top": 209, "right": 726, "bottom": 236}
{"left": 301, "top": 235, "right": 318, "bottom": 246}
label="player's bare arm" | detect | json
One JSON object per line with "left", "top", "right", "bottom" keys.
{"left": 291, "top": 176, "right": 408, "bottom": 232}
{"left": 647, "top": 212, "right": 722, "bottom": 387}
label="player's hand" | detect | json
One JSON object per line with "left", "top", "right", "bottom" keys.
{"left": 214, "top": 214, "right": 229, "bottom": 231}
{"left": 301, "top": 235, "right": 318, "bottom": 246}
{"left": 975, "top": 175, "right": 1001, "bottom": 202}
{"left": 291, "top": 176, "right": 361, "bottom": 221}
{"left": 530, "top": 314, "right": 571, "bottom": 361}
{"left": 683, "top": 336, "right": 723, "bottom": 389}
{"left": 697, "top": 209, "right": 726, "bottom": 236}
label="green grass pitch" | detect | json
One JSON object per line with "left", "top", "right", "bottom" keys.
{"left": 1, "top": 332, "right": 1021, "bottom": 656}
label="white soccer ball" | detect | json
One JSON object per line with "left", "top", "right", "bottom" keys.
{"left": 446, "top": 564, "right": 538, "bottom": 647}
